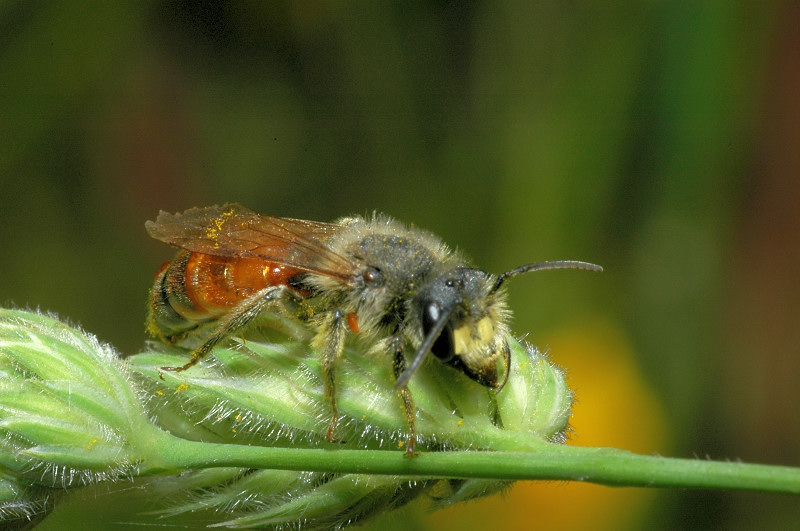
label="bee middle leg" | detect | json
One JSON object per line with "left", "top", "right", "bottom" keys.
{"left": 161, "top": 285, "right": 286, "bottom": 373}
{"left": 313, "top": 309, "right": 348, "bottom": 442}
{"left": 388, "top": 336, "right": 417, "bottom": 456}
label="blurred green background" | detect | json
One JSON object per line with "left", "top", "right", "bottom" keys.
{"left": 2, "top": 1, "right": 799, "bottom": 529}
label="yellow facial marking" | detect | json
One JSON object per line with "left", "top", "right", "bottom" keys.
{"left": 453, "top": 317, "right": 495, "bottom": 354}
{"left": 453, "top": 316, "right": 496, "bottom": 367}
{"left": 478, "top": 316, "right": 494, "bottom": 340}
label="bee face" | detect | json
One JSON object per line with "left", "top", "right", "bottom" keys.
{"left": 413, "top": 267, "right": 510, "bottom": 389}
{"left": 146, "top": 204, "right": 601, "bottom": 453}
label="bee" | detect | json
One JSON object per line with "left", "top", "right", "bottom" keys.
{"left": 146, "top": 204, "right": 601, "bottom": 454}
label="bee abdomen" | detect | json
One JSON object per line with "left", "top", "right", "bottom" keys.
{"left": 146, "top": 250, "right": 309, "bottom": 343}
{"left": 146, "top": 251, "right": 204, "bottom": 342}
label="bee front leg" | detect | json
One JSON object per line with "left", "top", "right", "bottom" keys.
{"left": 314, "top": 309, "right": 348, "bottom": 443}
{"left": 161, "top": 286, "right": 285, "bottom": 373}
{"left": 388, "top": 336, "right": 417, "bottom": 456}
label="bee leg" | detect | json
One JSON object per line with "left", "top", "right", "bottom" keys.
{"left": 314, "top": 309, "right": 348, "bottom": 443}
{"left": 161, "top": 286, "right": 285, "bottom": 373}
{"left": 389, "top": 336, "right": 417, "bottom": 456}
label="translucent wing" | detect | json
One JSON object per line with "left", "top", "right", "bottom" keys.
{"left": 146, "top": 204, "right": 359, "bottom": 281}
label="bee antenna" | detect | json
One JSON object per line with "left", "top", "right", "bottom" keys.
{"left": 491, "top": 260, "right": 603, "bottom": 293}
{"left": 394, "top": 305, "right": 456, "bottom": 390}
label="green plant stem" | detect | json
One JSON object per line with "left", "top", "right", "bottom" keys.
{"left": 150, "top": 434, "right": 800, "bottom": 495}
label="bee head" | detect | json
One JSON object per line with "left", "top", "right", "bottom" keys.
{"left": 397, "top": 267, "right": 510, "bottom": 390}
{"left": 395, "top": 260, "right": 602, "bottom": 390}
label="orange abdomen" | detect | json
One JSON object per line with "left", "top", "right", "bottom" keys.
{"left": 147, "top": 250, "right": 306, "bottom": 342}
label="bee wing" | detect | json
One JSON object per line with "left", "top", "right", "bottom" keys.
{"left": 146, "top": 204, "right": 359, "bottom": 281}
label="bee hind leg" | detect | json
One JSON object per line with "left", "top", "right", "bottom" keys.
{"left": 160, "top": 285, "right": 286, "bottom": 373}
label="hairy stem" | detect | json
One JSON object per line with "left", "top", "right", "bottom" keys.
{"left": 151, "top": 435, "right": 800, "bottom": 495}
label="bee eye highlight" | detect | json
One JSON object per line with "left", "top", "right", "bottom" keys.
{"left": 363, "top": 267, "right": 382, "bottom": 285}
{"left": 422, "top": 302, "right": 454, "bottom": 362}
{"left": 445, "top": 278, "right": 464, "bottom": 289}
{"left": 424, "top": 302, "right": 442, "bottom": 324}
